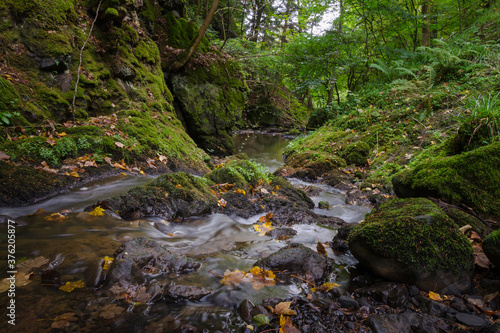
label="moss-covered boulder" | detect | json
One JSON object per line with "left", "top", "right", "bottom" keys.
{"left": 104, "top": 172, "right": 217, "bottom": 220}
{"left": 170, "top": 61, "right": 247, "bottom": 156}
{"left": 343, "top": 141, "right": 370, "bottom": 166}
{"left": 276, "top": 151, "right": 346, "bottom": 181}
{"left": 205, "top": 159, "right": 269, "bottom": 190}
{"left": 392, "top": 141, "right": 500, "bottom": 218}
{"left": 348, "top": 198, "right": 474, "bottom": 292}
{"left": 483, "top": 230, "right": 500, "bottom": 270}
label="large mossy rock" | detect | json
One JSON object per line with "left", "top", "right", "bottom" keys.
{"left": 483, "top": 230, "right": 500, "bottom": 270}
{"left": 104, "top": 172, "right": 217, "bottom": 220}
{"left": 205, "top": 159, "right": 269, "bottom": 190}
{"left": 170, "top": 61, "right": 247, "bottom": 156}
{"left": 348, "top": 198, "right": 474, "bottom": 292}
{"left": 392, "top": 142, "right": 500, "bottom": 218}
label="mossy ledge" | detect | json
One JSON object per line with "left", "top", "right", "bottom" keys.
{"left": 392, "top": 141, "right": 500, "bottom": 218}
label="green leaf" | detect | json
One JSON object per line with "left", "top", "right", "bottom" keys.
{"left": 252, "top": 314, "right": 270, "bottom": 326}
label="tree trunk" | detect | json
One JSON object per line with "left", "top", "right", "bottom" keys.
{"left": 171, "top": 0, "right": 220, "bottom": 71}
{"left": 280, "top": 0, "right": 291, "bottom": 47}
{"left": 338, "top": 0, "right": 343, "bottom": 35}
{"left": 421, "top": 1, "right": 430, "bottom": 47}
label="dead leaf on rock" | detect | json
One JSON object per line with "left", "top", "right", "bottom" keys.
{"left": 316, "top": 239, "right": 328, "bottom": 256}
{"left": 274, "top": 302, "right": 297, "bottom": 316}
{"left": 0, "top": 150, "right": 10, "bottom": 161}
{"left": 311, "top": 282, "right": 340, "bottom": 293}
{"left": 100, "top": 304, "right": 124, "bottom": 319}
{"left": 89, "top": 206, "right": 105, "bottom": 217}
{"left": 44, "top": 213, "right": 66, "bottom": 222}
{"left": 279, "top": 315, "right": 300, "bottom": 333}
{"left": 484, "top": 292, "right": 499, "bottom": 303}
{"left": 428, "top": 291, "right": 443, "bottom": 301}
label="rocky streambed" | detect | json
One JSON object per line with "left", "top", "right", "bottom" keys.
{"left": 0, "top": 133, "right": 499, "bottom": 332}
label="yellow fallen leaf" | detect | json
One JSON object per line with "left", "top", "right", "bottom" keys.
{"left": 59, "top": 280, "right": 85, "bottom": 292}
{"left": 250, "top": 266, "right": 263, "bottom": 275}
{"left": 428, "top": 291, "right": 443, "bottom": 301}
{"left": 69, "top": 171, "right": 79, "bottom": 178}
{"left": 234, "top": 189, "right": 246, "bottom": 195}
{"left": 58, "top": 132, "right": 67, "bottom": 137}
{"left": 89, "top": 206, "right": 105, "bottom": 216}
{"left": 311, "top": 282, "right": 340, "bottom": 292}
{"left": 102, "top": 256, "right": 114, "bottom": 271}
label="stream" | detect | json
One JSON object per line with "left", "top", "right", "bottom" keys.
{"left": 0, "top": 132, "right": 371, "bottom": 332}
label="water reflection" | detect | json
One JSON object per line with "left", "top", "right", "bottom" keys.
{"left": 233, "top": 132, "right": 290, "bottom": 172}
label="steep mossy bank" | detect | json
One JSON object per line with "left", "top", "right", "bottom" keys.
{"left": 0, "top": 0, "right": 248, "bottom": 205}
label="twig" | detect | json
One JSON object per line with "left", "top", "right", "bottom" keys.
{"left": 290, "top": 274, "right": 316, "bottom": 287}
{"left": 72, "top": 0, "right": 102, "bottom": 124}
{"left": 209, "top": 270, "right": 223, "bottom": 278}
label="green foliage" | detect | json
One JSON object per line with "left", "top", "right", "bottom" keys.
{"left": 460, "top": 92, "right": 500, "bottom": 144}
{"left": 369, "top": 59, "right": 416, "bottom": 83}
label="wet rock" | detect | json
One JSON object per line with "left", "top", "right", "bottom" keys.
{"left": 413, "top": 294, "right": 451, "bottom": 317}
{"left": 455, "top": 313, "right": 486, "bottom": 327}
{"left": 114, "top": 237, "right": 200, "bottom": 274}
{"left": 353, "top": 282, "right": 409, "bottom": 308}
{"left": 39, "top": 55, "right": 71, "bottom": 73}
{"left": 165, "top": 284, "right": 211, "bottom": 301}
{"left": 106, "top": 258, "right": 145, "bottom": 286}
{"left": 483, "top": 230, "right": 500, "bottom": 269}
{"left": 255, "top": 243, "right": 334, "bottom": 283}
{"left": 238, "top": 299, "right": 269, "bottom": 323}
{"left": 41, "top": 270, "right": 61, "bottom": 286}
{"left": 330, "top": 224, "right": 355, "bottom": 252}
{"left": 85, "top": 257, "right": 105, "bottom": 288}
{"left": 338, "top": 296, "right": 359, "bottom": 309}
{"left": 266, "top": 227, "right": 297, "bottom": 240}
{"left": 103, "top": 172, "right": 217, "bottom": 221}
{"left": 365, "top": 312, "right": 444, "bottom": 333}
{"left": 451, "top": 298, "right": 468, "bottom": 312}
{"left": 145, "top": 282, "right": 164, "bottom": 303}
{"left": 348, "top": 198, "right": 474, "bottom": 293}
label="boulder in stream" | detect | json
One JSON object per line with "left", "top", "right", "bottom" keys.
{"left": 255, "top": 243, "right": 334, "bottom": 283}
{"left": 113, "top": 237, "right": 200, "bottom": 275}
{"left": 348, "top": 198, "right": 474, "bottom": 293}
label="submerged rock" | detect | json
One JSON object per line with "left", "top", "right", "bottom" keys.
{"left": 106, "top": 258, "right": 146, "bottom": 286}
{"left": 255, "top": 243, "right": 334, "bottom": 283}
{"left": 114, "top": 237, "right": 200, "bottom": 274}
{"left": 348, "top": 198, "right": 474, "bottom": 292}
{"left": 165, "top": 284, "right": 211, "bottom": 301}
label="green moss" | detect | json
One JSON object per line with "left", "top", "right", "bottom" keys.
{"left": 205, "top": 160, "right": 270, "bottom": 189}
{"left": 152, "top": 172, "right": 215, "bottom": 201}
{"left": 348, "top": 198, "right": 474, "bottom": 273}
{"left": 0, "top": 161, "right": 73, "bottom": 206}
{"left": 105, "top": 7, "right": 119, "bottom": 16}
{"left": 0, "top": 77, "right": 22, "bottom": 115}
{"left": 343, "top": 141, "right": 370, "bottom": 166}
{"left": 287, "top": 151, "right": 346, "bottom": 170}
{"left": 164, "top": 11, "right": 209, "bottom": 52}
{"left": 134, "top": 40, "right": 159, "bottom": 65}
{"left": 392, "top": 141, "right": 500, "bottom": 217}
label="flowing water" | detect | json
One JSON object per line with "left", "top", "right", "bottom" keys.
{"left": 0, "top": 132, "right": 371, "bottom": 332}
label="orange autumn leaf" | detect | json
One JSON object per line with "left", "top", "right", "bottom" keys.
{"left": 316, "top": 239, "right": 327, "bottom": 256}
{"left": 274, "top": 302, "right": 297, "bottom": 316}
